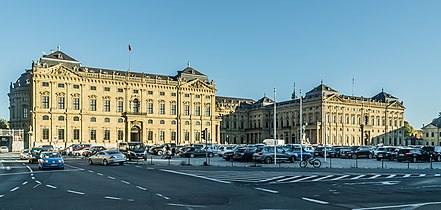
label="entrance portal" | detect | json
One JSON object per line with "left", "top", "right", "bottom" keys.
{"left": 130, "top": 126, "right": 142, "bottom": 142}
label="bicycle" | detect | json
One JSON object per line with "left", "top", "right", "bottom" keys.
{"left": 299, "top": 157, "right": 321, "bottom": 168}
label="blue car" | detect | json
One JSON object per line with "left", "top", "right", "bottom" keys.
{"left": 38, "top": 152, "right": 64, "bottom": 170}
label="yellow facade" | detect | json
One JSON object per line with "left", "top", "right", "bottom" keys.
{"left": 9, "top": 51, "right": 220, "bottom": 149}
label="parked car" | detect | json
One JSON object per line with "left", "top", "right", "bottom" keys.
{"left": 396, "top": 148, "right": 430, "bottom": 163}
{"left": 376, "top": 147, "right": 397, "bottom": 161}
{"left": 313, "top": 147, "right": 337, "bottom": 158}
{"left": 420, "top": 146, "right": 441, "bottom": 162}
{"left": 83, "top": 146, "right": 107, "bottom": 157}
{"left": 340, "top": 146, "right": 373, "bottom": 159}
{"left": 182, "top": 147, "right": 214, "bottom": 158}
{"left": 41, "top": 145, "right": 55, "bottom": 151}
{"left": 333, "top": 147, "right": 350, "bottom": 158}
{"left": 148, "top": 144, "right": 175, "bottom": 156}
{"left": 29, "top": 147, "right": 50, "bottom": 163}
{"left": 286, "top": 147, "right": 312, "bottom": 161}
{"left": 232, "top": 147, "right": 257, "bottom": 162}
{"left": 20, "top": 149, "right": 30, "bottom": 160}
{"left": 218, "top": 145, "right": 238, "bottom": 157}
{"left": 88, "top": 150, "right": 126, "bottom": 166}
{"left": 0, "top": 146, "right": 8, "bottom": 153}
{"left": 252, "top": 146, "right": 297, "bottom": 164}
{"left": 119, "top": 142, "right": 147, "bottom": 161}
{"left": 38, "top": 152, "right": 64, "bottom": 170}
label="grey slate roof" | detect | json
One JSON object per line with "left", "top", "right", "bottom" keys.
{"left": 371, "top": 91, "right": 398, "bottom": 103}
{"left": 177, "top": 67, "right": 205, "bottom": 76}
{"left": 42, "top": 51, "right": 78, "bottom": 62}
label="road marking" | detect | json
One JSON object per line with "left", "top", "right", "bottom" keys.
{"left": 22, "top": 181, "right": 28, "bottom": 185}
{"left": 161, "top": 169, "right": 231, "bottom": 184}
{"left": 290, "top": 175, "right": 318, "bottom": 183}
{"left": 31, "top": 177, "right": 35, "bottom": 180}
{"left": 64, "top": 164, "right": 85, "bottom": 171}
{"left": 31, "top": 173, "right": 33, "bottom": 176}
{"left": 156, "top": 193, "right": 170, "bottom": 200}
{"left": 46, "top": 185, "right": 57, "bottom": 189}
{"left": 97, "top": 173, "right": 103, "bottom": 176}
{"left": 259, "top": 176, "right": 286, "bottom": 182}
{"left": 403, "top": 174, "right": 411, "bottom": 178}
{"left": 302, "top": 197, "right": 329, "bottom": 205}
{"left": 368, "top": 175, "right": 381, "bottom": 179}
{"left": 351, "top": 175, "right": 366, "bottom": 180}
{"left": 255, "top": 188, "right": 279, "bottom": 194}
{"left": 168, "top": 203, "right": 206, "bottom": 208}
{"left": 33, "top": 183, "right": 41, "bottom": 189}
{"left": 0, "top": 195, "right": 3, "bottom": 198}
{"left": 331, "top": 175, "right": 350, "bottom": 181}
{"left": 136, "top": 186, "right": 147, "bottom": 191}
{"left": 312, "top": 175, "right": 334, "bottom": 182}
{"left": 0, "top": 169, "right": 82, "bottom": 177}
{"left": 67, "top": 190, "right": 85, "bottom": 195}
{"left": 135, "top": 166, "right": 142, "bottom": 168}
{"left": 10, "top": 187, "right": 19, "bottom": 192}
{"left": 128, "top": 199, "right": 135, "bottom": 202}
{"left": 276, "top": 175, "right": 301, "bottom": 182}
{"left": 352, "top": 201, "right": 441, "bottom": 210}
{"left": 35, "top": 180, "right": 41, "bottom": 184}
{"left": 108, "top": 176, "right": 116, "bottom": 180}
{"left": 146, "top": 167, "right": 154, "bottom": 170}
{"left": 386, "top": 174, "right": 396, "bottom": 179}
{"left": 0, "top": 161, "right": 4, "bottom": 170}
{"left": 105, "top": 196, "right": 122, "bottom": 200}
{"left": 419, "top": 174, "right": 426, "bottom": 177}
{"left": 26, "top": 166, "right": 33, "bottom": 172}
{"left": 435, "top": 174, "right": 440, "bottom": 177}
{"left": 88, "top": 170, "right": 94, "bottom": 173}
{"left": 121, "top": 180, "right": 130, "bottom": 185}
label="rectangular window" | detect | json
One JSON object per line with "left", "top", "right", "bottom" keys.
{"left": 205, "top": 106, "right": 211, "bottom": 117}
{"left": 185, "top": 132, "right": 190, "bottom": 142}
{"left": 171, "top": 93, "right": 176, "bottom": 97}
{"left": 184, "top": 105, "right": 190, "bottom": 115}
{"left": 58, "top": 129, "right": 65, "bottom": 140}
{"left": 171, "top": 131, "right": 176, "bottom": 141}
{"left": 159, "top": 131, "right": 165, "bottom": 141}
{"left": 195, "top": 94, "right": 200, "bottom": 98}
{"left": 90, "top": 86, "right": 96, "bottom": 90}
{"left": 90, "top": 99, "right": 96, "bottom": 111}
{"left": 184, "top": 94, "right": 190, "bottom": 97}
{"left": 148, "top": 102, "right": 153, "bottom": 114}
{"left": 42, "top": 82, "right": 49, "bottom": 87}
{"left": 42, "top": 128, "right": 49, "bottom": 140}
{"left": 195, "top": 106, "right": 201, "bottom": 116}
{"left": 104, "top": 87, "right": 110, "bottom": 91}
{"left": 160, "top": 92, "right": 165, "bottom": 96}
{"left": 117, "top": 88, "right": 124, "bottom": 93}
{"left": 42, "top": 96, "right": 49, "bottom": 109}
{"left": 104, "top": 129, "right": 110, "bottom": 140}
{"left": 148, "top": 131, "right": 153, "bottom": 141}
{"left": 104, "top": 100, "right": 110, "bottom": 112}
{"left": 133, "top": 89, "right": 139, "bottom": 94}
{"left": 171, "top": 104, "right": 177, "bottom": 115}
{"left": 90, "top": 130, "right": 97, "bottom": 140}
{"left": 23, "top": 107, "right": 28, "bottom": 118}
{"left": 117, "top": 101, "right": 123, "bottom": 113}
{"left": 118, "top": 130, "right": 124, "bottom": 141}
{"left": 159, "top": 103, "right": 165, "bottom": 115}
{"left": 73, "top": 84, "right": 80, "bottom": 89}
{"left": 73, "top": 129, "right": 80, "bottom": 140}
{"left": 148, "top": 91, "right": 153, "bottom": 95}
{"left": 58, "top": 97, "right": 65, "bottom": 109}
{"left": 73, "top": 98, "right": 80, "bottom": 110}
{"left": 205, "top": 95, "right": 210, "bottom": 99}
{"left": 58, "top": 83, "right": 65, "bottom": 88}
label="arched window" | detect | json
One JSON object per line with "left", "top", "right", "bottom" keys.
{"left": 171, "top": 120, "right": 176, "bottom": 125}
{"left": 58, "top": 116, "right": 65, "bottom": 121}
{"left": 90, "top": 117, "right": 96, "bottom": 122}
{"left": 148, "top": 119, "right": 153, "bottom": 124}
{"left": 185, "top": 121, "right": 190, "bottom": 125}
{"left": 73, "top": 116, "right": 80, "bottom": 121}
{"left": 104, "top": 118, "right": 110, "bottom": 123}
{"left": 132, "top": 99, "right": 139, "bottom": 113}
{"left": 195, "top": 121, "right": 201, "bottom": 126}
{"left": 42, "top": 115, "right": 49, "bottom": 120}
{"left": 160, "top": 120, "right": 165, "bottom": 124}
{"left": 118, "top": 118, "right": 124, "bottom": 123}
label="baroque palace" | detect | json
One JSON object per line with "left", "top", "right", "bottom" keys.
{"left": 216, "top": 84, "right": 405, "bottom": 146}
{"left": 9, "top": 50, "right": 219, "bottom": 149}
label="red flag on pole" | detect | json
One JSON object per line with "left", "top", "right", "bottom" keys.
{"left": 128, "top": 44, "right": 132, "bottom": 52}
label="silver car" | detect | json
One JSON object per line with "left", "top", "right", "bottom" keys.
{"left": 20, "top": 149, "right": 30, "bottom": 160}
{"left": 88, "top": 150, "right": 126, "bottom": 166}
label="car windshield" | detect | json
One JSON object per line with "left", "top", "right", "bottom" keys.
{"left": 44, "top": 153, "right": 61, "bottom": 158}
{"left": 107, "top": 151, "right": 121, "bottom": 154}
{"left": 129, "top": 143, "right": 146, "bottom": 150}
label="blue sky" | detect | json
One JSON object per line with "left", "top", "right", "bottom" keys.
{"left": 1, "top": 1, "right": 440, "bottom": 129}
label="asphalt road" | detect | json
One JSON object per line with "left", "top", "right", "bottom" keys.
{"left": 1, "top": 156, "right": 441, "bottom": 210}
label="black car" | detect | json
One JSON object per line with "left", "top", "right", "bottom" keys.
{"left": 232, "top": 147, "right": 256, "bottom": 162}
{"left": 334, "top": 147, "right": 350, "bottom": 158}
{"left": 313, "top": 147, "right": 337, "bottom": 158}
{"left": 375, "top": 147, "right": 397, "bottom": 161}
{"left": 340, "top": 146, "right": 373, "bottom": 159}
{"left": 396, "top": 148, "right": 430, "bottom": 162}
{"left": 182, "top": 147, "right": 214, "bottom": 158}
{"left": 420, "top": 146, "right": 441, "bottom": 162}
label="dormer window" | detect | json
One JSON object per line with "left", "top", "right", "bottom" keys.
{"left": 57, "top": 53, "right": 63, "bottom": 59}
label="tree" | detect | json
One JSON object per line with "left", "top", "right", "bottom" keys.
{"left": 0, "top": 119, "right": 9, "bottom": 129}
{"left": 403, "top": 121, "right": 414, "bottom": 139}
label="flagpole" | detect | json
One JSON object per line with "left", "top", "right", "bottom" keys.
{"left": 300, "top": 89, "right": 303, "bottom": 161}
{"left": 274, "top": 88, "right": 277, "bottom": 166}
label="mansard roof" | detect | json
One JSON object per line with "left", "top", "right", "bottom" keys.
{"left": 177, "top": 67, "right": 205, "bottom": 76}
{"left": 371, "top": 91, "right": 398, "bottom": 103}
{"left": 42, "top": 51, "right": 79, "bottom": 62}
{"left": 305, "top": 83, "right": 339, "bottom": 99}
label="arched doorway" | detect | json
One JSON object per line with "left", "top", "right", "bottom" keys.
{"left": 130, "top": 126, "right": 142, "bottom": 142}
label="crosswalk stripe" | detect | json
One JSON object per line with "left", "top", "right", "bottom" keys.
{"left": 351, "top": 175, "right": 365, "bottom": 180}
{"left": 368, "top": 174, "right": 381, "bottom": 179}
{"left": 386, "top": 174, "right": 397, "bottom": 179}
{"left": 312, "top": 175, "right": 334, "bottom": 181}
{"left": 435, "top": 174, "right": 440, "bottom": 177}
{"left": 331, "top": 175, "right": 350, "bottom": 181}
{"left": 403, "top": 174, "right": 411, "bottom": 178}
{"left": 419, "top": 174, "right": 426, "bottom": 177}
{"left": 258, "top": 176, "right": 286, "bottom": 182}
{"left": 276, "top": 176, "right": 301, "bottom": 182}
{"left": 290, "top": 175, "right": 318, "bottom": 183}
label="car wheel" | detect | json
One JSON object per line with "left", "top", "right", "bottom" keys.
{"left": 352, "top": 154, "right": 357, "bottom": 159}
{"left": 437, "top": 156, "right": 441, "bottom": 162}
{"left": 264, "top": 156, "right": 272, "bottom": 164}
{"left": 190, "top": 154, "right": 195, "bottom": 158}
{"left": 157, "top": 151, "right": 163, "bottom": 156}
{"left": 103, "top": 159, "right": 108, "bottom": 166}
{"left": 60, "top": 167, "right": 64, "bottom": 170}
{"left": 368, "top": 154, "right": 373, "bottom": 159}
{"left": 88, "top": 159, "right": 93, "bottom": 165}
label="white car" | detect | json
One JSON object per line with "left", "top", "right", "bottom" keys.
{"left": 217, "top": 145, "right": 238, "bottom": 157}
{"left": 0, "top": 146, "right": 9, "bottom": 153}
